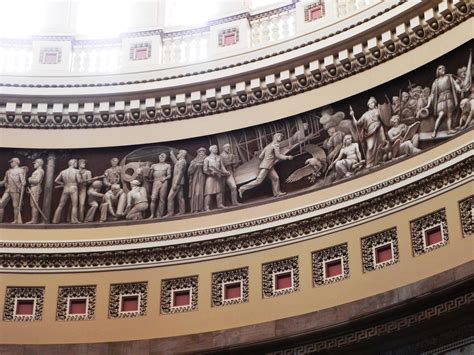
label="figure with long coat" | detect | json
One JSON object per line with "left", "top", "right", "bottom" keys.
{"left": 188, "top": 147, "right": 207, "bottom": 213}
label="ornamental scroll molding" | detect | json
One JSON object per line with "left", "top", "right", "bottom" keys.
{"left": 56, "top": 285, "right": 96, "bottom": 321}
{"left": 3, "top": 287, "right": 45, "bottom": 322}
{"left": 361, "top": 228, "right": 399, "bottom": 272}
{"left": 410, "top": 209, "right": 449, "bottom": 256}
{"left": 312, "top": 243, "right": 349, "bottom": 286}
{"left": 211, "top": 267, "right": 249, "bottom": 307}
{"left": 160, "top": 276, "right": 198, "bottom": 314}
{"left": 108, "top": 282, "right": 148, "bottom": 319}
{"left": 0, "top": 2, "right": 470, "bottom": 129}
{"left": 0, "top": 150, "right": 471, "bottom": 272}
{"left": 459, "top": 195, "right": 473, "bottom": 237}
{"left": 262, "top": 257, "right": 300, "bottom": 298}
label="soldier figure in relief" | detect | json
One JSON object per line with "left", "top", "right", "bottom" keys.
{"left": 203, "top": 145, "right": 229, "bottom": 211}
{"left": 0, "top": 157, "right": 26, "bottom": 224}
{"left": 78, "top": 159, "right": 92, "bottom": 222}
{"left": 84, "top": 181, "right": 105, "bottom": 222}
{"left": 148, "top": 153, "right": 172, "bottom": 218}
{"left": 165, "top": 150, "right": 187, "bottom": 217}
{"left": 100, "top": 183, "right": 126, "bottom": 222}
{"left": 26, "top": 158, "right": 44, "bottom": 224}
{"left": 331, "top": 134, "right": 363, "bottom": 179}
{"left": 124, "top": 180, "right": 148, "bottom": 220}
{"left": 423, "top": 65, "right": 462, "bottom": 137}
{"left": 52, "top": 159, "right": 82, "bottom": 224}
{"left": 103, "top": 157, "right": 122, "bottom": 189}
{"left": 238, "top": 133, "right": 293, "bottom": 199}
{"left": 220, "top": 143, "right": 240, "bottom": 206}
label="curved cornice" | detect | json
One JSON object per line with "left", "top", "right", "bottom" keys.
{"left": 0, "top": 1, "right": 471, "bottom": 136}
{"left": 1, "top": 138, "right": 471, "bottom": 272}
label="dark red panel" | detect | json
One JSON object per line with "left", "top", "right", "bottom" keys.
{"left": 275, "top": 272, "right": 292, "bottom": 290}
{"left": 69, "top": 298, "right": 87, "bottom": 314}
{"left": 224, "top": 282, "right": 241, "bottom": 300}
{"left": 425, "top": 226, "right": 443, "bottom": 246}
{"left": 375, "top": 244, "right": 393, "bottom": 263}
{"left": 325, "top": 259, "right": 342, "bottom": 278}
{"left": 121, "top": 295, "right": 139, "bottom": 312}
{"left": 173, "top": 290, "right": 190, "bottom": 307}
{"left": 16, "top": 300, "right": 34, "bottom": 315}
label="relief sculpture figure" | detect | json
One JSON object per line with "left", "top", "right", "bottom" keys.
{"left": 203, "top": 145, "right": 229, "bottom": 211}
{"left": 103, "top": 157, "right": 122, "bottom": 189}
{"left": 78, "top": 159, "right": 92, "bottom": 222}
{"left": 0, "top": 157, "right": 26, "bottom": 224}
{"left": 387, "top": 115, "right": 421, "bottom": 158}
{"left": 220, "top": 143, "right": 240, "bottom": 206}
{"left": 52, "top": 159, "right": 82, "bottom": 224}
{"left": 238, "top": 133, "right": 293, "bottom": 199}
{"left": 124, "top": 180, "right": 148, "bottom": 220}
{"left": 100, "top": 183, "right": 126, "bottom": 222}
{"left": 84, "top": 181, "right": 104, "bottom": 222}
{"left": 188, "top": 148, "right": 206, "bottom": 213}
{"left": 424, "top": 65, "right": 463, "bottom": 137}
{"left": 350, "top": 97, "right": 387, "bottom": 168}
{"left": 148, "top": 153, "right": 171, "bottom": 218}
{"left": 330, "top": 135, "right": 364, "bottom": 179}
{"left": 165, "top": 150, "right": 187, "bottom": 217}
{"left": 26, "top": 158, "right": 44, "bottom": 224}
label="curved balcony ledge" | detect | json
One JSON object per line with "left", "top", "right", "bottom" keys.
{"left": 0, "top": 1, "right": 471, "bottom": 135}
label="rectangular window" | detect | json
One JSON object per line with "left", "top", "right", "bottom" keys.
{"left": 224, "top": 282, "right": 241, "bottom": 300}
{"left": 121, "top": 295, "right": 139, "bottom": 312}
{"left": 15, "top": 299, "right": 35, "bottom": 315}
{"left": 173, "top": 290, "right": 191, "bottom": 307}
{"left": 275, "top": 272, "right": 292, "bottom": 290}
{"left": 68, "top": 298, "right": 87, "bottom": 315}
{"left": 325, "top": 259, "right": 343, "bottom": 278}
{"left": 424, "top": 225, "right": 443, "bottom": 246}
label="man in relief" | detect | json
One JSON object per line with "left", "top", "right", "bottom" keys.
{"left": 220, "top": 143, "right": 240, "bottom": 207}
{"left": 84, "top": 181, "right": 104, "bottom": 222}
{"left": 238, "top": 133, "right": 293, "bottom": 199}
{"left": 423, "top": 65, "right": 462, "bottom": 137}
{"left": 103, "top": 157, "right": 122, "bottom": 189}
{"left": 124, "top": 180, "right": 148, "bottom": 220}
{"left": 350, "top": 97, "right": 387, "bottom": 168}
{"left": 148, "top": 153, "right": 172, "bottom": 219}
{"left": 331, "top": 135, "right": 363, "bottom": 179}
{"left": 26, "top": 158, "right": 44, "bottom": 224}
{"left": 188, "top": 148, "right": 206, "bottom": 213}
{"left": 0, "top": 157, "right": 26, "bottom": 224}
{"left": 78, "top": 159, "right": 92, "bottom": 222}
{"left": 53, "top": 159, "right": 82, "bottom": 224}
{"left": 387, "top": 115, "right": 420, "bottom": 158}
{"left": 100, "top": 183, "right": 126, "bottom": 222}
{"left": 203, "top": 145, "right": 229, "bottom": 211}
{"left": 165, "top": 150, "right": 187, "bottom": 217}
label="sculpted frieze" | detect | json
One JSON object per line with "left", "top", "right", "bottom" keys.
{"left": 0, "top": 44, "right": 472, "bottom": 226}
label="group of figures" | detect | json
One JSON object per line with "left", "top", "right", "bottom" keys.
{"left": 0, "top": 54, "right": 472, "bottom": 225}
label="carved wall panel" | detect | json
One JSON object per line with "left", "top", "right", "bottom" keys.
{"left": 0, "top": 43, "right": 472, "bottom": 226}
{"left": 108, "top": 282, "right": 148, "bottom": 319}
{"left": 160, "top": 276, "right": 198, "bottom": 314}
{"left": 459, "top": 196, "right": 473, "bottom": 238}
{"left": 3, "top": 287, "right": 45, "bottom": 322}
{"left": 211, "top": 267, "right": 249, "bottom": 307}
{"left": 56, "top": 285, "right": 96, "bottom": 321}
{"left": 312, "top": 243, "right": 349, "bottom": 286}
{"left": 410, "top": 209, "right": 449, "bottom": 257}
{"left": 262, "top": 257, "right": 299, "bottom": 298}
{"left": 361, "top": 228, "right": 399, "bottom": 272}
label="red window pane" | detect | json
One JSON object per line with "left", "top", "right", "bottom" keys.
{"left": 325, "top": 259, "right": 342, "bottom": 278}
{"left": 224, "top": 282, "right": 241, "bottom": 300}
{"left": 425, "top": 226, "right": 443, "bottom": 246}
{"left": 375, "top": 244, "right": 393, "bottom": 263}
{"left": 275, "top": 272, "right": 292, "bottom": 290}
{"left": 309, "top": 6, "right": 323, "bottom": 20}
{"left": 69, "top": 299, "right": 87, "bottom": 314}
{"left": 121, "top": 296, "right": 139, "bottom": 312}
{"left": 134, "top": 48, "right": 149, "bottom": 60}
{"left": 223, "top": 33, "right": 236, "bottom": 46}
{"left": 44, "top": 52, "right": 58, "bottom": 64}
{"left": 173, "top": 290, "right": 190, "bottom": 307}
{"left": 16, "top": 300, "right": 34, "bottom": 315}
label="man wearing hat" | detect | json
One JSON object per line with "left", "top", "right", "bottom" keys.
{"left": 0, "top": 157, "right": 26, "bottom": 224}
{"left": 124, "top": 179, "right": 148, "bottom": 220}
{"left": 26, "top": 158, "right": 44, "bottom": 224}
